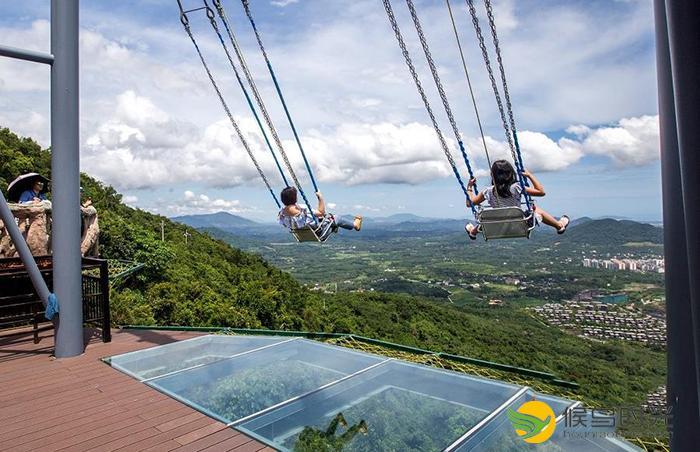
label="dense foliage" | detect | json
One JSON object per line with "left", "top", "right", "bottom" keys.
{"left": 0, "top": 127, "right": 51, "bottom": 194}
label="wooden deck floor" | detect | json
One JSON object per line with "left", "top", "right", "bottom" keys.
{"left": 0, "top": 328, "right": 273, "bottom": 452}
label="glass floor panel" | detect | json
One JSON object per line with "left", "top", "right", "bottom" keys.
{"left": 147, "top": 338, "right": 385, "bottom": 424}
{"left": 238, "top": 360, "right": 521, "bottom": 451}
{"left": 106, "top": 335, "right": 644, "bottom": 451}
{"left": 105, "top": 334, "right": 288, "bottom": 380}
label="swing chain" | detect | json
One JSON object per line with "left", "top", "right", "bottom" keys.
{"left": 481, "top": 0, "right": 531, "bottom": 209}
{"left": 484, "top": 0, "right": 523, "bottom": 171}
{"left": 465, "top": 0, "right": 517, "bottom": 165}
{"left": 178, "top": 8, "right": 280, "bottom": 207}
{"left": 210, "top": 0, "right": 299, "bottom": 191}
{"left": 239, "top": 0, "right": 320, "bottom": 225}
{"left": 405, "top": 0, "right": 459, "bottom": 141}
{"left": 382, "top": 0, "right": 473, "bottom": 205}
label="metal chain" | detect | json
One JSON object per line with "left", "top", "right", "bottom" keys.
{"left": 466, "top": 0, "right": 531, "bottom": 210}
{"left": 177, "top": 7, "right": 280, "bottom": 208}
{"left": 405, "top": 0, "right": 460, "bottom": 142}
{"left": 202, "top": 2, "right": 290, "bottom": 189}
{"left": 240, "top": 0, "right": 320, "bottom": 196}
{"left": 382, "top": 0, "right": 470, "bottom": 199}
{"left": 484, "top": 0, "right": 524, "bottom": 173}
{"left": 238, "top": 0, "right": 319, "bottom": 224}
{"left": 465, "top": 0, "right": 517, "bottom": 164}
{"left": 211, "top": 0, "right": 303, "bottom": 195}
{"left": 445, "top": 0, "right": 492, "bottom": 171}
{"left": 405, "top": 0, "right": 479, "bottom": 196}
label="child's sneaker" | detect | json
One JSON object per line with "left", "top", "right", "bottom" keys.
{"left": 465, "top": 223, "right": 478, "bottom": 240}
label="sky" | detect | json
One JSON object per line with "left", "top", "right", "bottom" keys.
{"left": 0, "top": 0, "right": 661, "bottom": 221}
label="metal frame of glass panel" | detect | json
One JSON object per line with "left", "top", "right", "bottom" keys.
{"left": 105, "top": 335, "right": 295, "bottom": 381}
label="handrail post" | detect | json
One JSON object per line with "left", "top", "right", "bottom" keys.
{"left": 100, "top": 259, "right": 111, "bottom": 342}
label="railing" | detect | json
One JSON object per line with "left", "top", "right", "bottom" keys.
{"left": 122, "top": 324, "right": 580, "bottom": 389}
{"left": 81, "top": 257, "right": 111, "bottom": 342}
{"left": 0, "top": 256, "right": 111, "bottom": 343}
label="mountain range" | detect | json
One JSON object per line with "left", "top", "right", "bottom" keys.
{"left": 173, "top": 212, "right": 663, "bottom": 245}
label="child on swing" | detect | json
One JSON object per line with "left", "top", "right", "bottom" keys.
{"left": 278, "top": 187, "right": 362, "bottom": 233}
{"left": 465, "top": 160, "right": 569, "bottom": 239}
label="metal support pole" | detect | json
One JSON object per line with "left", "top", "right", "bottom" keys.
{"left": 0, "top": 44, "right": 54, "bottom": 65}
{"left": 665, "top": 0, "right": 700, "bottom": 417}
{"left": 0, "top": 192, "right": 52, "bottom": 305}
{"left": 51, "top": 0, "right": 83, "bottom": 358}
{"left": 655, "top": 0, "right": 700, "bottom": 446}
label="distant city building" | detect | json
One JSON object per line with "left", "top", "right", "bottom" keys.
{"left": 581, "top": 257, "right": 664, "bottom": 274}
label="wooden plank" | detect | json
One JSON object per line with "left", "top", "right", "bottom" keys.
{"left": 69, "top": 407, "right": 192, "bottom": 451}
{"left": 0, "top": 329, "right": 266, "bottom": 452}
{"left": 174, "top": 422, "right": 228, "bottom": 446}
{"left": 209, "top": 433, "right": 255, "bottom": 451}
{"left": 171, "top": 428, "right": 241, "bottom": 452}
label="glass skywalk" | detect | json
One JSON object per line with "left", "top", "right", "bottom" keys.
{"left": 106, "top": 334, "right": 641, "bottom": 451}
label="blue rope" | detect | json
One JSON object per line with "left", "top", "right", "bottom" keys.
{"left": 208, "top": 11, "right": 290, "bottom": 189}
{"left": 242, "top": 2, "right": 320, "bottom": 195}
{"left": 457, "top": 140, "right": 478, "bottom": 216}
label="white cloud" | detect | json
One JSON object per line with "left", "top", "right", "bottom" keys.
{"left": 165, "top": 190, "right": 245, "bottom": 216}
{"left": 80, "top": 89, "right": 656, "bottom": 192}
{"left": 302, "top": 122, "right": 452, "bottom": 185}
{"left": 271, "top": 0, "right": 299, "bottom": 6}
{"left": 352, "top": 204, "right": 381, "bottom": 212}
{"left": 122, "top": 195, "right": 138, "bottom": 205}
{"left": 463, "top": 132, "right": 583, "bottom": 173}
{"left": 566, "top": 115, "right": 659, "bottom": 166}
{"left": 0, "top": 1, "right": 659, "bottom": 218}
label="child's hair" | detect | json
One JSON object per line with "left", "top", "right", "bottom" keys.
{"left": 491, "top": 160, "right": 517, "bottom": 198}
{"left": 280, "top": 186, "right": 297, "bottom": 206}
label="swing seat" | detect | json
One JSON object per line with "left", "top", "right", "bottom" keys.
{"left": 291, "top": 226, "right": 323, "bottom": 243}
{"left": 290, "top": 216, "right": 336, "bottom": 243}
{"left": 477, "top": 207, "right": 535, "bottom": 240}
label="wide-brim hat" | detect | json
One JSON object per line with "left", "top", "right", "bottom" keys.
{"left": 7, "top": 173, "right": 50, "bottom": 202}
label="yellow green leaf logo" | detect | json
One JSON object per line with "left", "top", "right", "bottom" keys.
{"left": 507, "top": 400, "right": 557, "bottom": 444}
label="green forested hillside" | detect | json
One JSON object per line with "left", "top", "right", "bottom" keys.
{"left": 0, "top": 127, "right": 51, "bottom": 193}
{"left": 0, "top": 128, "right": 665, "bottom": 415}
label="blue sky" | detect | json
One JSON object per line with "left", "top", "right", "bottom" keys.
{"left": 0, "top": 0, "right": 661, "bottom": 221}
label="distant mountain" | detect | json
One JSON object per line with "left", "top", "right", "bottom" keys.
{"left": 570, "top": 216, "right": 593, "bottom": 227}
{"left": 547, "top": 218, "right": 663, "bottom": 245}
{"left": 172, "top": 212, "right": 260, "bottom": 229}
{"left": 373, "top": 213, "right": 436, "bottom": 223}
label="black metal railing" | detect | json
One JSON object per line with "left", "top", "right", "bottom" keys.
{"left": 0, "top": 256, "right": 111, "bottom": 343}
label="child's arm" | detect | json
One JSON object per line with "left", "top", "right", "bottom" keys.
{"left": 466, "top": 178, "right": 485, "bottom": 207}
{"left": 522, "top": 170, "right": 546, "bottom": 197}
{"left": 315, "top": 192, "right": 326, "bottom": 217}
